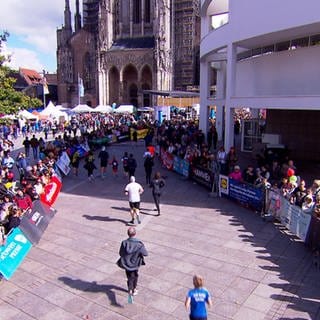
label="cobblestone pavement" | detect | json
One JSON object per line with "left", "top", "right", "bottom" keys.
{"left": 0, "top": 136, "right": 319, "bottom": 320}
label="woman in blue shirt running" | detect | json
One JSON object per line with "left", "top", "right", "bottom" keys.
{"left": 185, "top": 275, "right": 212, "bottom": 320}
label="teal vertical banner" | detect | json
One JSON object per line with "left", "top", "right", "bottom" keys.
{"left": 0, "top": 228, "right": 32, "bottom": 280}
{"left": 158, "top": 111, "right": 163, "bottom": 124}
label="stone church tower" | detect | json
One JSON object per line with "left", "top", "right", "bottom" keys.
{"left": 98, "top": 0, "right": 173, "bottom": 107}
{"left": 57, "top": 0, "right": 97, "bottom": 107}
{"left": 57, "top": 0, "right": 200, "bottom": 108}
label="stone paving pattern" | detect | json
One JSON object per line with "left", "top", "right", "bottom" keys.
{"left": 0, "top": 138, "right": 319, "bottom": 319}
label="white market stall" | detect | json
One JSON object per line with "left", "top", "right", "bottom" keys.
{"left": 18, "top": 110, "right": 38, "bottom": 121}
{"left": 40, "top": 101, "right": 70, "bottom": 122}
{"left": 114, "top": 105, "right": 135, "bottom": 113}
{"left": 71, "top": 104, "right": 94, "bottom": 113}
{"left": 94, "top": 105, "right": 112, "bottom": 113}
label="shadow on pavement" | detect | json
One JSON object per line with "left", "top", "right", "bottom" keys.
{"left": 220, "top": 207, "right": 320, "bottom": 319}
{"left": 58, "top": 276, "right": 126, "bottom": 308}
{"left": 82, "top": 214, "right": 128, "bottom": 224}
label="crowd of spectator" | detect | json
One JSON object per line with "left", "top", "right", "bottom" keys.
{"left": 0, "top": 111, "right": 319, "bottom": 247}
{"left": 154, "top": 119, "right": 320, "bottom": 219}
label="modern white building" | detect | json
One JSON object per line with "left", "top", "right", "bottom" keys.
{"left": 199, "top": 0, "right": 320, "bottom": 160}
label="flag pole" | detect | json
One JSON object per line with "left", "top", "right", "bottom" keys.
{"left": 78, "top": 73, "right": 80, "bottom": 105}
{"left": 43, "top": 69, "right": 46, "bottom": 108}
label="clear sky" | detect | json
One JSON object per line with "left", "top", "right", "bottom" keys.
{"left": 0, "top": 0, "right": 80, "bottom": 74}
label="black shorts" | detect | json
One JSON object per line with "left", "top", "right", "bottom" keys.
{"left": 129, "top": 202, "right": 140, "bottom": 210}
{"left": 100, "top": 161, "right": 108, "bottom": 167}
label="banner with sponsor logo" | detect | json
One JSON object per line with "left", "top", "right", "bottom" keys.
{"left": 173, "top": 156, "right": 190, "bottom": 178}
{"left": 40, "top": 176, "right": 62, "bottom": 207}
{"left": 220, "top": 176, "right": 264, "bottom": 212}
{"left": 160, "top": 148, "right": 174, "bottom": 171}
{"left": 266, "top": 191, "right": 312, "bottom": 242}
{"left": 219, "top": 175, "right": 229, "bottom": 196}
{"left": 19, "top": 200, "right": 56, "bottom": 244}
{"left": 190, "top": 165, "right": 214, "bottom": 190}
{"left": 0, "top": 228, "right": 32, "bottom": 279}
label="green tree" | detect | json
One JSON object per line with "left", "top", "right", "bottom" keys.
{"left": 0, "top": 31, "right": 42, "bottom": 116}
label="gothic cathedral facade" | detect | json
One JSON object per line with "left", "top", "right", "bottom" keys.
{"left": 57, "top": 0, "right": 200, "bottom": 108}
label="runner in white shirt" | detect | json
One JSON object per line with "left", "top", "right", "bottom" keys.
{"left": 125, "top": 176, "right": 144, "bottom": 225}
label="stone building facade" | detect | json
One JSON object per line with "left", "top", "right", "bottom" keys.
{"left": 57, "top": 0, "right": 200, "bottom": 108}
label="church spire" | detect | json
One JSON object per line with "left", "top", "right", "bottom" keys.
{"left": 75, "top": 0, "right": 82, "bottom": 32}
{"left": 64, "top": 0, "right": 72, "bottom": 31}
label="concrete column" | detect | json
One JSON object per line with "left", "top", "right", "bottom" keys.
{"left": 215, "top": 104, "right": 223, "bottom": 142}
{"left": 215, "top": 61, "right": 226, "bottom": 141}
{"left": 199, "top": 59, "right": 211, "bottom": 134}
{"left": 225, "top": 106, "right": 234, "bottom": 150}
{"left": 224, "top": 43, "right": 237, "bottom": 151}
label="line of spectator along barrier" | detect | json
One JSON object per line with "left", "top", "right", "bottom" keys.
{"left": 159, "top": 147, "right": 320, "bottom": 253}
{"left": 0, "top": 166, "right": 63, "bottom": 280}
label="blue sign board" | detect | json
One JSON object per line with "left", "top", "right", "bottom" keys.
{"left": 228, "top": 179, "right": 264, "bottom": 212}
{"left": 173, "top": 156, "right": 190, "bottom": 177}
{"left": 0, "top": 228, "right": 32, "bottom": 280}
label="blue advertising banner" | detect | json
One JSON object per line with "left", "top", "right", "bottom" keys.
{"left": 228, "top": 179, "right": 264, "bottom": 212}
{"left": 0, "top": 228, "right": 32, "bottom": 279}
{"left": 173, "top": 156, "right": 190, "bottom": 178}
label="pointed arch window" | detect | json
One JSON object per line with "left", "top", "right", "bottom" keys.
{"left": 133, "top": 0, "right": 141, "bottom": 23}
{"left": 144, "top": 0, "right": 151, "bottom": 23}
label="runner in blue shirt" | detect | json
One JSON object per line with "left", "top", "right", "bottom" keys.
{"left": 185, "top": 275, "right": 212, "bottom": 320}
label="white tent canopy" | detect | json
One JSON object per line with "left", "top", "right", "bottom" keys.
{"left": 114, "top": 105, "right": 135, "bottom": 113}
{"left": 40, "top": 101, "right": 69, "bottom": 121}
{"left": 137, "top": 107, "right": 153, "bottom": 112}
{"left": 94, "top": 105, "right": 112, "bottom": 113}
{"left": 18, "top": 110, "right": 38, "bottom": 120}
{"left": 41, "top": 101, "right": 59, "bottom": 116}
{"left": 71, "top": 104, "right": 94, "bottom": 113}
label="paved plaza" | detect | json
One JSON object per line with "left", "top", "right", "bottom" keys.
{"left": 0, "top": 139, "right": 319, "bottom": 320}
